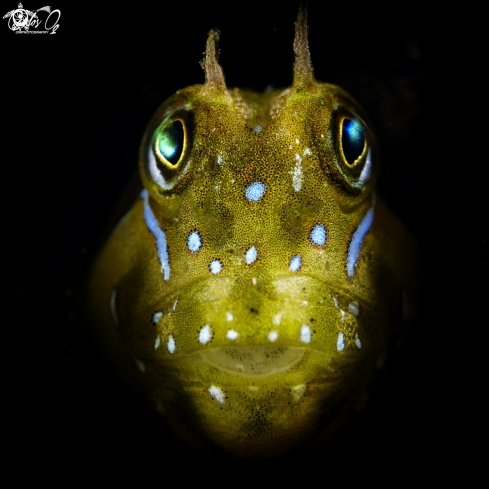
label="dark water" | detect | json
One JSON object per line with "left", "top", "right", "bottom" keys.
{"left": 5, "top": 2, "right": 482, "bottom": 483}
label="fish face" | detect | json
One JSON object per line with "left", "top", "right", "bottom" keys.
{"left": 87, "top": 10, "right": 420, "bottom": 460}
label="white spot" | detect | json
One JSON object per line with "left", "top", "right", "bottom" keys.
{"left": 199, "top": 324, "right": 212, "bottom": 344}
{"left": 289, "top": 145, "right": 292, "bottom": 149}
{"left": 147, "top": 147, "right": 175, "bottom": 191}
{"left": 208, "top": 385, "right": 225, "bottom": 404}
{"left": 227, "top": 329, "right": 238, "bottom": 340}
{"left": 135, "top": 358, "right": 146, "bottom": 373}
{"left": 173, "top": 299, "right": 179, "bottom": 311}
{"left": 355, "top": 333, "right": 362, "bottom": 349}
{"left": 187, "top": 231, "right": 202, "bottom": 253}
{"left": 348, "top": 301, "right": 360, "bottom": 317}
{"left": 302, "top": 301, "right": 308, "bottom": 306}
{"left": 347, "top": 193, "right": 376, "bottom": 278}
{"left": 141, "top": 189, "right": 170, "bottom": 281}
{"left": 152, "top": 311, "right": 163, "bottom": 325}
{"left": 231, "top": 179, "right": 235, "bottom": 183}
{"left": 252, "top": 277, "right": 257, "bottom": 285}
{"left": 245, "top": 246, "right": 258, "bottom": 264}
{"left": 289, "top": 255, "right": 302, "bottom": 272}
{"left": 209, "top": 259, "right": 223, "bottom": 275}
{"left": 295, "top": 138, "right": 299, "bottom": 144}
{"left": 309, "top": 223, "right": 327, "bottom": 246}
{"left": 273, "top": 313, "right": 282, "bottom": 325}
{"left": 248, "top": 386, "right": 259, "bottom": 391}
{"left": 291, "top": 384, "right": 307, "bottom": 402}
{"left": 154, "top": 335, "right": 161, "bottom": 350}
{"left": 332, "top": 296, "right": 339, "bottom": 309}
{"left": 303, "top": 147, "right": 311, "bottom": 156}
{"left": 110, "top": 289, "right": 120, "bottom": 329}
{"left": 245, "top": 182, "right": 266, "bottom": 202}
{"left": 290, "top": 154, "right": 303, "bottom": 191}
{"left": 337, "top": 332, "right": 345, "bottom": 352}
{"left": 167, "top": 334, "right": 176, "bottom": 354}
{"left": 356, "top": 148, "right": 373, "bottom": 188}
{"left": 268, "top": 331, "right": 279, "bottom": 342}
{"left": 300, "top": 324, "right": 311, "bottom": 343}
{"left": 340, "top": 310, "right": 346, "bottom": 325}
{"left": 254, "top": 125, "right": 262, "bottom": 133}
{"left": 226, "top": 312, "right": 234, "bottom": 322}
{"left": 217, "top": 155, "right": 223, "bottom": 164}
{"left": 321, "top": 134, "right": 324, "bottom": 138}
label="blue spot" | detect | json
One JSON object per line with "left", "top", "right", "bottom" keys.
{"left": 246, "top": 182, "right": 266, "bottom": 202}
{"left": 344, "top": 119, "right": 364, "bottom": 148}
{"left": 209, "top": 259, "right": 223, "bottom": 275}
{"left": 347, "top": 195, "right": 376, "bottom": 278}
{"left": 254, "top": 125, "right": 262, "bottom": 133}
{"left": 245, "top": 246, "right": 258, "bottom": 265}
{"left": 342, "top": 118, "right": 366, "bottom": 165}
{"left": 187, "top": 230, "right": 202, "bottom": 253}
{"left": 141, "top": 189, "right": 170, "bottom": 281}
{"left": 289, "top": 255, "right": 302, "bottom": 272}
{"left": 309, "top": 223, "right": 327, "bottom": 246}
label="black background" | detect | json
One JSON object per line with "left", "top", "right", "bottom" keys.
{"left": 4, "top": 1, "right": 484, "bottom": 482}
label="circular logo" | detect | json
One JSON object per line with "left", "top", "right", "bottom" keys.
{"left": 11, "top": 8, "right": 29, "bottom": 29}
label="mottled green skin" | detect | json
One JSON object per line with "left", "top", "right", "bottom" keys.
{"left": 87, "top": 80, "right": 420, "bottom": 460}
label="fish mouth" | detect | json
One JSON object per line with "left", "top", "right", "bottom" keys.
{"left": 200, "top": 346, "right": 306, "bottom": 378}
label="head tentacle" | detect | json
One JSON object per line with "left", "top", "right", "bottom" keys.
{"left": 201, "top": 29, "right": 227, "bottom": 94}
{"left": 292, "top": 3, "right": 317, "bottom": 92}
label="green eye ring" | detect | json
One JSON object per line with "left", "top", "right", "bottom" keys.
{"left": 339, "top": 116, "right": 367, "bottom": 169}
{"left": 154, "top": 118, "right": 187, "bottom": 169}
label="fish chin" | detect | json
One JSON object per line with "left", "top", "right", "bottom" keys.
{"left": 139, "top": 275, "right": 386, "bottom": 458}
{"left": 200, "top": 346, "right": 305, "bottom": 378}
{"left": 149, "top": 345, "right": 372, "bottom": 459}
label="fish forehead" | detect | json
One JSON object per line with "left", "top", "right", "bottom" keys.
{"left": 186, "top": 83, "right": 342, "bottom": 151}
{"left": 147, "top": 85, "right": 371, "bottom": 282}
{"left": 137, "top": 83, "right": 377, "bottom": 328}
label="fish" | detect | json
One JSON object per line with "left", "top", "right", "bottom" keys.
{"left": 87, "top": 5, "right": 421, "bottom": 460}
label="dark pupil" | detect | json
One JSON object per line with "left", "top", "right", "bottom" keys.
{"left": 158, "top": 120, "right": 184, "bottom": 165}
{"left": 342, "top": 118, "right": 365, "bottom": 165}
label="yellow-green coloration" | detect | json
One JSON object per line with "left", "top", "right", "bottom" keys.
{"left": 87, "top": 6, "right": 420, "bottom": 460}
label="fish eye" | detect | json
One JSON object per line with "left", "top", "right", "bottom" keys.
{"left": 340, "top": 118, "right": 366, "bottom": 167}
{"left": 154, "top": 119, "right": 186, "bottom": 168}
{"left": 140, "top": 109, "right": 192, "bottom": 196}
{"left": 333, "top": 111, "right": 376, "bottom": 191}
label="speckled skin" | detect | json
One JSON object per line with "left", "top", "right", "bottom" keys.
{"left": 87, "top": 9, "right": 420, "bottom": 460}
